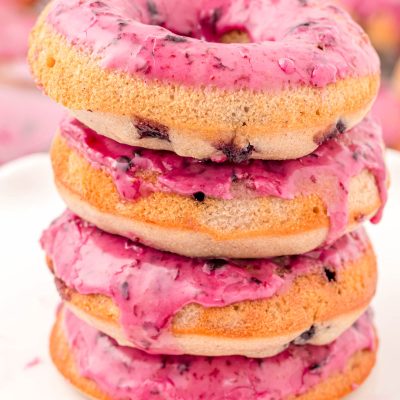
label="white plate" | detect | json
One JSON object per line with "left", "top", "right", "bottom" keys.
{"left": 0, "top": 152, "right": 399, "bottom": 399}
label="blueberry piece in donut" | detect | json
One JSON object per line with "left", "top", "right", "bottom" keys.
{"left": 299, "top": 325, "right": 316, "bottom": 342}
{"left": 324, "top": 268, "right": 337, "bottom": 282}
{"left": 217, "top": 142, "right": 255, "bottom": 163}
{"left": 193, "top": 191, "right": 206, "bottom": 202}
{"left": 134, "top": 118, "right": 170, "bottom": 142}
{"left": 313, "top": 120, "right": 347, "bottom": 145}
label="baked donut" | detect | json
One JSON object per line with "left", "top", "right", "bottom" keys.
{"left": 29, "top": 0, "right": 380, "bottom": 161}
{"left": 51, "top": 307, "right": 377, "bottom": 400}
{"left": 51, "top": 116, "right": 387, "bottom": 259}
{"left": 0, "top": 1, "right": 45, "bottom": 85}
{"left": 340, "top": 0, "right": 400, "bottom": 59}
{"left": 392, "top": 58, "right": 400, "bottom": 96}
{"left": 0, "top": 84, "right": 63, "bottom": 164}
{"left": 372, "top": 83, "right": 400, "bottom": 151}
{"left": 42, "top": 211, "right": 377, "bottom": 358}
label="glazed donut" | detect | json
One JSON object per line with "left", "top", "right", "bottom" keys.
{"left": 51, "top": 307, "right": 377, "bottom": 400}
{"left": 340, "top": 0, "right": 400, "bottom": 58}
{"left": 392, "top": 58, "right": 400, "bottom": 96}
{"left": 0, "top": 0, "right": 46, "bottom": 85}
{"left": 29, "top": 0, "right": 380, "bottom": 161}
{"left": 0, "top": 4, "right": 35, "bottom": 62}
{"left": 42, "top": 212, "right": 377, "bottom": 358}
{"left": 50, "top": 116, "right": 387, "bottom": 259}
{"left": 0, "top": 84, "right": 63, "bottom": 164}
{"left": 372, "top": 83, "right": 400, "bottom": 151}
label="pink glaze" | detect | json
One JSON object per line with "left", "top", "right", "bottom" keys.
{"left": 24, "top": 357, "right": 42, "bottom": 370}
{"left": 60, "top": 116, "right": 387, "bottom": 243}
{"left": 372, "top": 83, "right": 400, "bottom": 149}
{"left": 46, "top": 0, "right": 379, "bottom": 90}
{"left": 42, "top": 211, "right": 371, "bottom": 355}
{"left": 63, "top": 308, "right": 376, "bottom": 400}
{"left": 0, "top": 85, "right": 64, "bottom": 165}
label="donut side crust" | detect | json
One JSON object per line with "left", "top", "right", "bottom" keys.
{"left": 51, "top": 133, "right": 383, "bottom": 258}
{"left": 29, "top": 8, "right": 380, "bottom": 160}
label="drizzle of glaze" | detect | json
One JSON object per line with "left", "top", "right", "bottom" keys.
{"left": 45, "top": 0, "right": 379, "bottom": 90}
{"left": 63, "top": 308, "right": 376, "bottom": 400}
{"left": 42, "top": 211, "right": 371, "bottom": 355}
{"left": 60, "top": 116, "right": 387, "bottom": 243}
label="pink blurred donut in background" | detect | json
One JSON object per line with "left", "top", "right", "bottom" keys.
{"left": 340, "top": 0, "right": 400, "bottom": 57}
{"left": 0, "top": 0, "right": 61, "bottom": 166}
{"left": 373, "top": 83, "right": 400, "bottom": 151}
{"left": 0, "top": 84, "right": 64, "bottom": 165}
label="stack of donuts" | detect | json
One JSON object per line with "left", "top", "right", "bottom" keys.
{"left": 30, "top": 1, "right": 389, "bottom": 399}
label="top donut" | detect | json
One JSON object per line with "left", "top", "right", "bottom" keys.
{"left": 29, "top": 0, "right": 380, "bottom": 161}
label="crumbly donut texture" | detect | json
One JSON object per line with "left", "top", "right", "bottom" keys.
{"left": 42, "top": 211, "right": 377, "bottom": 357}
{"left": 29, "top": 1, "right": 380, "bottom": 160}
{"left": 50, "top": 308, "right": 377, "bottom": 400}
{"left": 51, "top": 119, "right": 387, "bottom": 258}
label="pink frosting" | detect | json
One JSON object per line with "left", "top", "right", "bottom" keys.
{"left": 42, "top": 211, "right": 371, "bottom": 355}
{"left": 0, "top": 85, "right": 64, "bottom": 165}
{"left": 372, "top": 83, "right": 400, "bottom": 149}
{"left": 63, "top": 308, "right": 375, "bottom": 400}
{"left": 60, "top": 116, "right": 387, "bottom": 243}
{"left": 45, "top": 0, "right": 379, "bottom": 90}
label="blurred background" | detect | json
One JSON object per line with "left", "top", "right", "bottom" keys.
{"left": 0, "top": 0, "right": 63, "bottom": 165}
{"left": 0, "top": 0, "right": 399, "bottom": 166}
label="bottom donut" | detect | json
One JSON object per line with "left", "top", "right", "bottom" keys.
{"left": 50, "top": 307, "right": 377, "bottom": 400}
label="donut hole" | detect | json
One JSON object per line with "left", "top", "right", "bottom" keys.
{"left": 46, "top": 56, "right": 56, "bottom": 68}
{"left": 220, "top": 29, "right": 251, "bottom": 44}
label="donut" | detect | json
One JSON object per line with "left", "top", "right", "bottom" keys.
{"left": 0, "top": 84, "right": 63, "bottom": 165}
{"left": 0, "top": 4, "right": 35, "bottom": 62}
{"left": 50, "top": 116, "right": 387, "bottom": 259}
{"left": 42, "top": 211, "right": 377, "bottom": 358}
{"left": 29, "top": 0, "right": 380, "bottom": 161}
{"left": 339, "top": 0, "right": 400, "bottom": 58}
{"left": 51, "top": 307, "right": 377, "bottom": 400}
{"left": 392, "top": 58, "right": 400, "bottom": 96}
{"left": 0, "top": 1, "right": 46, "bottom": 85}
{"left": 372, "top": 82, "right": 400, "bottom": 151}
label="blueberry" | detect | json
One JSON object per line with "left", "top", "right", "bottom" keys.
{"left": 193, "top": 192, "right": 206, "bottom": 202}
{"left": 135, "top": 118, "right": 170, "bottom": 141}
{"left": 217, "top": 142, "right": 254, "bottom": 163}
{"left": 324, "top": 268, "right": 336, "bottom": 282}
{"left": 300, "top": 325, "right": 316, "bottom": 341}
